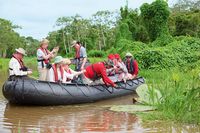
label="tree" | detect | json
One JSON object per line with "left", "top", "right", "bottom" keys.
{"left": 140, "top": 0, "right": 171, "bottom": 42}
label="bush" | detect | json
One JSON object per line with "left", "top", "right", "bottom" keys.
{"left": 88, "top": 50, "right": 105, "bottom": 57}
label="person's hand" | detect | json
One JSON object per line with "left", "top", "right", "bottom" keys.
{"left": 52, "top": 47, "right": 59, "bottom": 53}
{"left": 27, "top": 71, "right": 32, "bottom": 75}
{"left": 113, "top": 84, "right": 118, "bottom": 88}
{"left": 80, "top": 66, "right": 84, "bottom": 71}
{"left": 132, "top": 75, "right": 137, "bottom": 79}
{"left": 81, "top": 69, "right": 86, "bottom": 73}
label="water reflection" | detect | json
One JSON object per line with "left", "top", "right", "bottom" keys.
{"left": 3, "top": 104, "right": 141, "bottom": 133}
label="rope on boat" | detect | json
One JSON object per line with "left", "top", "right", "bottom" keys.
{"left": 30, "top": 81, "right": 50, "bottom": 96}
{"left": 75, "top": 83, "right": 89, "bottom": 97}
{"left": 101, "top": 84, "right": 114, "bottom": 94}
{"left": 91, "top": 85, "right": 105, "bottom": 92}
{"left": 47, "top": 82, "right": 61, "bottom": 96}
{"left": 115, "top": 82, "right": 135, "bottom": 92}
{"left": 21, "top": 78, "right": 25, "bottom": 99}
{"left": 58, "top": 83, "right": 74, "bottom": 97}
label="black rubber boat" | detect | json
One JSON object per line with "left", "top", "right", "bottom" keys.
{"left": 2, "top": 77, "right": 145, "bottom": 106}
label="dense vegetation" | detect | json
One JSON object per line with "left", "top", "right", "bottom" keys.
{"left": 0, "top": 0, "right": 200, "bottom": 124}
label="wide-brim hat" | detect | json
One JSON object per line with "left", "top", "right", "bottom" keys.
{"left": 125, "top": 52, "right": 133, "bottom": 57}
{"left": 71, "top": 40, "right": 77, "bottom": 47}
{"left": 54, "top": 56, "right": 63, "bottom": 64}
{"left": 63, "top": 58, "right": 71, "bottom": 65}
{"left": 15, "top": 48, "right": 27, "bottom": 56}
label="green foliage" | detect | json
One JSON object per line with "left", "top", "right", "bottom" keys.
{"left": 115, "top": 22, "right": 132, "bottom": 43}
{"left": 140, "top": 0, "right": 171, "bottom": 42}
{"left": 139, "top": 69, "right": 200, "bottom": 124}
{"left": 88, "top": 50, "right": 105, "bottom": 57}
{"left": 135, "top": 48, "right": 176, "bottom": 69}
{"left": 116, "top": 39, "right": 146, "bottom": 56}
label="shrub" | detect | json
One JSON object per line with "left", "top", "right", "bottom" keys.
{"left": 88, "top": 50, "right": 105, "bottom": 57}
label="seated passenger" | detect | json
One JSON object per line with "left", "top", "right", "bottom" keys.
{"left": 49, "top": 56, "right": 66, "bottom": 83}
{"left": 123, "top": 52, "right": 139, "bottom": 79}
{"left": 9, "top": 48, "right": 32, "bottom": 79}
{"left": 62, "top": 58, "right": 85, "bottom": 83}
{"left": 114, "top": 54, "right": 132, "bottom": 81}
{"left": 82, "top": 60, "right": 117, "bottom": 87}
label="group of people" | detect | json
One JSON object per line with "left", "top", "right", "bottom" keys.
{"left": 8, "top": 38, "right": 138, "bottom": 87}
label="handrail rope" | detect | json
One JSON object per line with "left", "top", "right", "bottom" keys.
{"left": 47, "top": 82, "right": 60, "bottom": 96}
{"left": 101, "top": 84, "right": 114, "bottom": 94}
{"left": 75, "top": 83, "right": 89, "bottom": 97}
{"left": 58, "top": 83, "right": 74, "bottom": 97}
{"left": 91, "top": 85, "right": 105, "bottom": 92}
{"left": 126, "top": 80, "right": 133, "bottom": 86}
{"left": 115, "top": 82, "right": 135, "bottom": 92}
{"left": 21, "top": 78, "right": 25, "bottom": 99}
{"left": 30, "top": 81, "right": 50, "bottom": 96}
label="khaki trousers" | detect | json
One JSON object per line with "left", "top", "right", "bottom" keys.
{"left": 38, "top": 68, "right": 49, "bottom": 81}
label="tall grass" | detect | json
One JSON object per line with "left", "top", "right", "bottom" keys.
{"left": 140, "top": 69, "right": 200, "bottom": 124}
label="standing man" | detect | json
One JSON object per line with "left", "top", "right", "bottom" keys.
{"left": 9, "top": 48, "right": 32, "bottom": 80}
{"left": 71, "top": 40, "right": 88, "bottom": 71}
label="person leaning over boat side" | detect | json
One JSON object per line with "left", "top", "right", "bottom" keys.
{"left": 37, "top": 39, "right": 59, "bottom": 81}
{"left": 123, "top": 52, "right": 139, "bottom": 79}
{"left": 48, "top": 56, "right": 66, "bottom": 83}
{"left": 62, "top": 58, "right": 85, "bottom": 83}
{"left": 71, "top": 40, "right": 88, "bottom": 71}
{"left": 9, "top": 48, "right": 32, "bottom": 79}
{"left": 82, "top": 60, "right": 118, "bottom": 87}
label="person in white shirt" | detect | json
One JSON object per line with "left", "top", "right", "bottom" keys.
{"left": 48, "top": 56, "right": 66, "bottom": 83}
{"left": 62, "top": 58, "right": 85, "bottom": 83}
{"left": 9, "top": 48, "right": 32, "bottom": 79}
{"left": 37, "top": 38, "right": 59, "bottom": 81}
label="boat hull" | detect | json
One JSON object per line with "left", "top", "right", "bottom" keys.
{"left": 2, "top": 77, "right": 145, "bottom": 105}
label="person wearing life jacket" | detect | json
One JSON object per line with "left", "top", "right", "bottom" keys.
{"left": 107, "top": 54, "right": 116, "bottom": 76}
{"left": 114, "top": 54, "right": 132, "bottom": 81}
{"left": 49, "top": 56, "right": 66, "bottom": 83}
{"left": 124, "top": 52, "right": 139, "bottom": 79}
{"left": 9, "top": 48, "right": 32, "bottom": 80}
{"left": 71, "top": 40, "right": 88, "bottom": 71}
{"left": 62, "top": 58, "right": 85, "bottom": 83}
{"left": 37, "top": 39, "right": 59, "bottom": 81}
{"left": 82, "top": 60, "right": 117, "bottom": 87}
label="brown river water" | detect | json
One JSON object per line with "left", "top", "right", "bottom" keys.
{"left": 0, "top": 71, "right": 199, "bottom": 133}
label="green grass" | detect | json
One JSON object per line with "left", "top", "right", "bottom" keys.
{"left": 139, "top": 69, "right": 200, "bottom": 124}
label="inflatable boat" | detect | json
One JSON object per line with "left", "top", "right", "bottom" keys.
{"left": 2, "top": 77, "right": 145, "bottom": 106}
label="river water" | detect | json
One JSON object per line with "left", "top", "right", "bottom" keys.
{"left": 0, "top": 71, "right": 199, "bottom": 133}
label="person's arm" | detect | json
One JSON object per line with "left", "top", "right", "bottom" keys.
{"left": 80, "top": 47, "right": 87, "bottom": 70}
{"left": 70, "top": 68, "right": 85, "bottom": 77}
{"left": 81, "top": 58, "right": 87, "bottom": 70}
{"left": 37, "top": 49, "right": 51, "bottom": 60}
{"left": 100, "top": 67, "right": 116, "bottom": 87}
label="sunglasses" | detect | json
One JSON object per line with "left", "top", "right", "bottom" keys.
{"left": 126, "top": 56, "right": 132, "bottom": 58}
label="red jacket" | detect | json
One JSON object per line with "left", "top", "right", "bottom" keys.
{"left": 84, "top": 62, "right": 115, "bottom": 87}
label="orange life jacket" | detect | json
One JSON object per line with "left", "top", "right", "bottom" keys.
{"left": 38, "top": 47, "right": 50, "bottom": 64}
{"left": 52, "top": 64, "right": 64, "bottom": 82}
